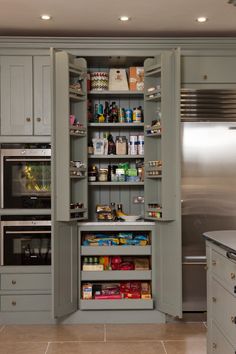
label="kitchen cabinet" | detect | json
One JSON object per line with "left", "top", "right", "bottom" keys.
{"left": 181, "top": 56, "right": 236, "bottom": 84}
{"left": 51, "top": 49, "right": 182, "bottom": 321}
{"left": 204, "top": 231, "right": 236, "bottom": 353}
{"left": 0, "top": 266, "right": 51, "bottom": 313}
{"left": 0, "top": 55, "right": 51, "bottom": 136}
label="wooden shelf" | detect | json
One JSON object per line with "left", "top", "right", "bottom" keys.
{"left": 145, "top": 65, "right": 161, "bottom": 77}
{"left": 88, "top": 182, "right": 144, "bottom": 186}
{"left": 81, "top": 245, "right": 151, "bottom": 256}
{"left": 145, "top": 176, "right": 162, "bottom": 179}
{"left": 80, "top": 299, "right": 153, "bottom": 310}
{"left": 88, "top": 123, "right": 144, "bottom": 128}
{"left": 88, "top": 155, "right": 144, "bottom": 159}
{"left": 69, "top": 93, "right": 85, "bottom": 101}
{"left": 81, "top": 270, "right": 151, "bottom": 281}
{"left": 88, "top": 90, "right": 143, "bottom": 97}
{"left": 70, "top": 208, "right": 87, "bottom": 214}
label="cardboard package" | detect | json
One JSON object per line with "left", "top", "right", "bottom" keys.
{"left": 129, "top": 67, "right": 144, "bottom": 91}
{"left": 108, "top": 68, "right": 129, "bottom": 91}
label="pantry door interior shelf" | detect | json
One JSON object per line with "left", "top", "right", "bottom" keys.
{"left": 81, "top": 245, "right": 152, "bottom": 256}
{"left": 80, "top": 299, "right": 154, "bottom": 310}
{"left": 81, "top": 270, "right": 152, "bottom": 281}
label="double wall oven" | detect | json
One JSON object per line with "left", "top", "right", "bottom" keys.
{"left": 1, "top": 148, "right": 51, "bottom": 209}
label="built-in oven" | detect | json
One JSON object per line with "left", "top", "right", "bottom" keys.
{"left": 1, "top": 220, "right": 51, "bottom": 266}
{"left": 1, "top": 149, "right": 51, "bottom": 208}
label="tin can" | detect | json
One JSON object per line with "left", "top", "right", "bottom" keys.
{"left": 125, "top": 109, "right": 133, "bottom": 123}
{"left": 118, "top": 108, "right": 126, "bottom": 123}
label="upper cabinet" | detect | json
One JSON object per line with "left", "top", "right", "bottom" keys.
{"left": 0, "top": 55, "right": 51, "bottom": 136}
{"left": 181, "top": 56, "right": 236, "bottom": 84}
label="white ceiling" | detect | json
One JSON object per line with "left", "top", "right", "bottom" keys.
{"left": 0, "top": 0, "right": 236, "bottom": 37}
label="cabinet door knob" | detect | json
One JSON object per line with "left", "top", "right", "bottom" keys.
{"left": 11, "top": 301, "right": 16, "bottom": 306}
{"left": 203, "top": 74, "right": 208, "bottom": 80}
{"left": 212, "top": 260, "right": 216, "bottom": 266}
{"left": 11, "top": 280, "right": 16, "bottom": 285}
{"left": 204, "top": 265, "right": 208, "bottom": 271}
{"left": 212, "top": 297, "right": 217, "bottom": 302}
{"left": 26, "top": 117, "right": 31, "bottom": 122}
{"left": 212, "top": 342, "right": 217, "bottom": 349}
{"left": 231, "top": 272, "right": 236, "bottom": 280}
{"left": 36, "top": 117, "right": 41, "bottom": 122}
{"left": 231, "top": 316, "right": 236, "bottom": 324}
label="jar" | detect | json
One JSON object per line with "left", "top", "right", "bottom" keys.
{"left": 98, "top": 169, "right": 108, "bottom": 182}
{"left": 116, "top": 136, "right": 127, "bottom": 155}
{"left": 91, "top": 72, "right": 109, "bottom": 91}
{"left": 88, "top": 171, "right": 97, "bottom": 182}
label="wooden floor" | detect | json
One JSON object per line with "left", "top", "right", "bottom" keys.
{"left": 0, "top": 322, "right": 207, "bottom": 353}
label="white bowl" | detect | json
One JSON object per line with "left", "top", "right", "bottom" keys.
{"left": 121, "top": 215, "right": 142, "bottom": 222}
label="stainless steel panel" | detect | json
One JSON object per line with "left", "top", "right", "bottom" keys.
{"left": 181, "top": 89, "right": 236, "bottom": 121}
{"left": 182, "top": 121, "right": 236, "bottom": 311}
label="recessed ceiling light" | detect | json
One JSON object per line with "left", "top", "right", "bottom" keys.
{"left": 119, "top": 16, "right": 131, "bottom": 22}
{"left": 196, "top": 16, "right": 208, "bottom": 23}
{"left": 40, "top": 14, "right": 52, "bottom": 21}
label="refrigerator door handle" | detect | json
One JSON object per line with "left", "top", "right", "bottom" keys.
{"left": 226, "top": 251, "right": 236, "bottom": 262}
{"left": 182, "top": 255, "right": 207, "bottom": 265}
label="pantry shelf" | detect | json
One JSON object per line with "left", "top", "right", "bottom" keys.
{"left": 80, "top": 299, "right": 154, "bottom": 310}
{"left": 81, "top": 270, "right": 152, "bottom": 281}
{"left": 81, "top": 245, "right": 151, "bottom": 256}
{"left": 88, "top": 155, "right": 144, "bottom": 159}
{"left": 88, "top": 182, "right": 144, "bottom": 186}
{"left": 88, "top": 123, "right": 144, "bottom": 128}
{"left": 88, "top": 90, "right": 143, "bottom": 97}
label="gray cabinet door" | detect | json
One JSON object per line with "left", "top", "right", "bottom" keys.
{"left": 148, "top": 50, "right": 182, "bottom": 318}
{"left": 51, "top": 48, "right": 79, "bottom": 318}
{"left": 34, "top": 56, "right": 51, "bottom": 135}
{"left": 1, "top": 56, "right": 33, "bottom": 135}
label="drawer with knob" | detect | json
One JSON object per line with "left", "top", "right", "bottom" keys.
{"left": 212, "top": 278, "right": 236, "bottom": 347}
{"left": 211, "top": 249, "right": 236, "bottom": 295}
{"left": 0, "top": 273, "right": 51, "bottom": 291}
{"left": 211, "top": 321, "right": 235, "bottom": 354}
{"left": 0, "top": 294, "right": 51, "bottom": 312}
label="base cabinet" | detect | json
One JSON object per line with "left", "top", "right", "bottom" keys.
{"left": 206, "top": 239, "right": 236, "bottom": 353}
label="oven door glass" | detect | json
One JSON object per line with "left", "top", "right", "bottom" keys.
{"left": 3, "top": 227, "right": 51, "bottom": 265}
{"left": 4, "top": 157, "right": 51, "bottom": 208}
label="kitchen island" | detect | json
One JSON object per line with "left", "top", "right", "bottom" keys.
{"left": 203, "top": 230, "right": 236, "bottom": 353}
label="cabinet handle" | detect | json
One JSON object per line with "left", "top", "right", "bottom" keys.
{"left": 231, "top": 316, "right": 236, "bottom": 324}
{"left": 203, "top": 74, "right": 208, "bottom": 80}
{"left": 36, "top": 117, "right": 41, "bottom": 122}
{"left": 204, "top": 265, "right": 208, "bottom": 271}
{"left": 231, "top": 273, "right": 236, "bottom": 280}
{"left": 212, "top": 342, "right": 217, "bottom": 349}
{"left": 212, "top": 297, "right": 217, "bottom": 302}
{"left": 212, "top": 260, "right": 216, "bottom": 266}
{"left": 11, "top": 280, "right": 16, "bottom": 285}
{"left": 26, "top": 117, "right": 31, "bottom": 122}
{"left": 11, "top": 301, "right": 16, "bottom": 306}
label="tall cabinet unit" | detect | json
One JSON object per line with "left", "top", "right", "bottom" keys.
{"left": 52, "top": 49, "right": 182, "bottom": 321}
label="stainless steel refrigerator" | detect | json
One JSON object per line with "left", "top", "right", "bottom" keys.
{"left": 181, "top": 89, "right": 236, "bottom": 312}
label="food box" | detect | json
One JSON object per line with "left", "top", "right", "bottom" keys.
{"left": 129, "top": 67, "right": 144, "bottom": 91}
{"left": 82, "top": 264, "right": 104, "bottom": 271}
{"left": 108, "top": 69, "right": 129, "bottom": 91}
{"left": 82, "top": 283, "right": 93, "bottom": 299}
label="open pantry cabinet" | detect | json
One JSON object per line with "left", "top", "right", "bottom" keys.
{"left": 51, "top": 48, "right": 182, "bottom": 321}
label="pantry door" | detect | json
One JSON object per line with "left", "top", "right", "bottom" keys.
{"left": 144, "top": 49, "right": 182, "bottom": 318}
{"left": 51, "top": 48, "right": 85, "bottom": 318}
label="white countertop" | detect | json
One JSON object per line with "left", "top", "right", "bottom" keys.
{"left": 203, "top": 230, "right": 236, "bottom": 252}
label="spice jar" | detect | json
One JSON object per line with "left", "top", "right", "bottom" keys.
{"left": 98, "top": 168, "right": 108, "bottom": 182}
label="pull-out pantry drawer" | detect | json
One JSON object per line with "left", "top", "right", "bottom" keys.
{"left": 212, "top": 322, "right": 235, "bottom": 354}
{"left": 211, "top": 249, "right": 236, "bottom": 295}
{"left": 1, "top": 273, "right": 51, "bottom": 291}
{"left": 212, "top": 278, "right": 236, "bottom": 347}
{"left": 0, "top": 294, "right": 51, "bottom": 312}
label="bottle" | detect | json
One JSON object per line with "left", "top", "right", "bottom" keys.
{"left": 107, "top": 164, "right": 111, "bottom": 182}
{"left": 110, "top": 202, "right": 116, "bottom": 220}
{"left": 104, "top": 101, "right": 110, "bottom": 123}
{"left": 108, "top": 134, "right": 116, "bottom": 155}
